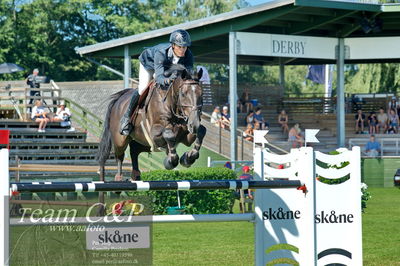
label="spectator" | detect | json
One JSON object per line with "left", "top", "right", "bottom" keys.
{"left": 288, "top": 123, "right": 304, "bottom": 148}
{"left": 53, "top": 101, "right": 71, "bottom": 122}
{"left": 387, "top": 108, "right": 399, "bottom": 134}
{"left": 278, "top": 109, "right": 289, "bottom": 134}
{"left": 237, "top": 166, "right": 254, "bottom": 212}
{"left": 253, "top": 107, "right": 269, "bottom": 130}
{"left": 377, "top": 107, "right": 388, "bottom": 134}
{"left": 210, "top": 106, "right": 221, "bottom": 127}
{"left": 367, "top": 111, "right": 378, "bottom": 134}
{"left": 221, "top": 106, "right": 231, "bottom": 129}
{"left": 388, "top": 96, "right": 400, "bottom": 116}
{"left": 243, "top": 124, "right": 254, "bottom": 142}
{"left": 53, "top": 100, "right": 75, "bottom": 132}
{"left": 31, "top": 100, "right": 49, "bottom": 132}
{"left": 365, "top": 135, "right": 381, "bottom": 157}
{"left": 355, "top": 109, "right": 365, "bottom": 134}
{"left": 239, "top": 88, "right": 253, "bottom": 113}
{"left": 26, "top": 68, "right": 41, "bottom": 112}
{"left": 245, "top": 110, "right": 254, "bottom": 127}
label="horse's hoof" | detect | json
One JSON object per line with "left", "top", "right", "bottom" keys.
{"left": 189, "top": 150, "right": 199, "bottom": 161}
{"left": 179, "top": 152, "right": 192, "bottom": 168}
{"left": 163, "top": 157, "right": 175, "bottom": 170}
{"left": 171, "top": 153, "right": 179, "bottom": 168}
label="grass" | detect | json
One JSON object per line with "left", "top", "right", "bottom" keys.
{"left": 9, "top": 188, "right": 400, "bottom": 265}
{"left": 362, "top": 187, "right": 400, "bottom": 266}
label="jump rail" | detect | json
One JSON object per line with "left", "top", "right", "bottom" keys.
{"left": 11, "top": 180, "right": 303, "bottom": 193}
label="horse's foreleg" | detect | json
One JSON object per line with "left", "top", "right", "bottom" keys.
{"left": 180, "top": 125, "right": 207, "bottom": 167}
{"left": 162, "top": 127, "right": 179, "bottom": 170}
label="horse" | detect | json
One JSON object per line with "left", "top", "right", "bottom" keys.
{"left": 97, "top": 68, "right": 206, "bottom": 182}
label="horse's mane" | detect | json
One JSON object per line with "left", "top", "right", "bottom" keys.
{"left": 164, "top": 64, "right": 196, "bottom": 80}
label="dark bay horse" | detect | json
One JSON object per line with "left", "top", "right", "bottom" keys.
{"left": 97, "top": 69, "right": 206, "bottom": 181}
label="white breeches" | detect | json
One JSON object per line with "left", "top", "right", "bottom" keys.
{"left": 138, "top": 62, "right": 154, "bottom": 95}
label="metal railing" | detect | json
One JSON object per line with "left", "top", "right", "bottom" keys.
{"left": 201, "top": 112, "right": 288, "bottom": 160}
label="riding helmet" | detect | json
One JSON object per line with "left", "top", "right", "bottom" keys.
{"left": 169, "top": 29, "right": 191, "bottom": 47}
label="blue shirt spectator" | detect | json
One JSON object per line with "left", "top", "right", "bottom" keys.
{"left": 365, "top": 135, "right": 381, "bottom": 157}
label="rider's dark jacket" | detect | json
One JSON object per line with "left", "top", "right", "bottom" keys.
{"left": 139, "top": 43, "right": 194, "bottom": 85}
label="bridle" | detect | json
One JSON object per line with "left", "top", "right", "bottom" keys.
{"left": 171, "top": 79, "right": 202, "bottom": 122}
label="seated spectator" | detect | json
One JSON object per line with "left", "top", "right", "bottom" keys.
{"left": 221, "top": 106, "right": 231, "bottom": 129}
{"left": 367, "top": 111, "right": 378, "bottom": 134}
{"left": 31, "top": 100, "right": 50, "bottom": 133}
{"left": 388, "top": 96, "right": 400, "bottom": 117}
{"left": 288, "top": 123, "right": 304, "bottom": 148}
{"left": 278, "top": 109, "right": 289, "bottom": 134}
{"left": 355, "top": 109, "right": 365, "bottom": 134}
{"left": 387, "top": 108, "right": 399, "bottom": 134}
{"left": 245, "top": 110, "right": 254, "bottom": 127}
{"left": 253, "top": 107, "right": 269, "bottom": 130}
{"left": 53, "top": 101, "right": 71, "bottom": 122}
{"left": 239, "top": 88, "right": 253, "bottom": 113}
{"left": 53, "top": 100, "right": 75, "bottom": 132}
{"left": 243, "top": 124, "right": 254, "bottom": 142}
{"left": 377, "top": 107, "right": 388, "bottom": 133}
{"left": 210, "top": 106, "right": 221, "bottom": 127}
{"left": 365, "top": 134, "right": 381, "bottom": 157}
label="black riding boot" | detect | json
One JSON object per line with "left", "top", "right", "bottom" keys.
{"left": 120, "top": 90, "right": 140, "bottom": 136}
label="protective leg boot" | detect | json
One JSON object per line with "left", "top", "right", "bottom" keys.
{"left": 120, "top": 90, "right": 140, "bottom": 136}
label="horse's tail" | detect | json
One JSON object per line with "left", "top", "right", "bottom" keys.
{"left": 97, "top": 89, "right": 132, "bottom": 166}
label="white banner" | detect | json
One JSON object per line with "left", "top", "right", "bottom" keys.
{"left": 345, "top": 37, "right": 400, "bottom": 60}
{"left": 236, "top": 32, "right": 337, "bottom": 59}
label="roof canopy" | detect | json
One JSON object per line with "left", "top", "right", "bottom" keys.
{"left": 76, "top": 0, "right": 400, "bottom": 65}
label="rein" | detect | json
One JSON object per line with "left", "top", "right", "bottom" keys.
{"left": 170, "top": 80, "right": 202, "bottom": 122}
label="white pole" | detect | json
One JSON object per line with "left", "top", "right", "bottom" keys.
{"left": 207, "top": 156, "right": 211, "bottom": 167}
{"left": 324, "top": 64, "right": 330, "bottom": 98}
{"left": 0, "top": 149, "right": 10, "bottom": 266}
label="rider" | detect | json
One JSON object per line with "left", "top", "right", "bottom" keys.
{"left": 119, "top": 29, "right": 194, "bottom": 136}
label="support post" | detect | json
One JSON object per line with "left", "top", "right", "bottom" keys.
{"left": 279, "top": 59, "right": 285, "bottom": 96}
{"left": 229, "top": 32, "right": 238, "bottom": 164}
{"left": 0, "top": 149, "right": 10, "bottom": 266}
{"left": 336, "top": 38, "right": 345, "bottom": 147}
{"left": 124, "top": 45, "right": 131, "bottom": 89}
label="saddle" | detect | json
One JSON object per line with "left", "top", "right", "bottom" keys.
{"left": 129, "top": 81, "right": 156, "bottom": 124}
{"left": 129, "top": 81, "right": 164, "bottom": 152}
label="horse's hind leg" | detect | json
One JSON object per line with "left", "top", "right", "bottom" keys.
{"left": 180, "top": 125, "right": 207, "bottom": 167}
{"left": 129, "top": 141, "right": 149, "bottom": 181}
{"left": 114, "top": 149, "right": 125, "bottom": 181}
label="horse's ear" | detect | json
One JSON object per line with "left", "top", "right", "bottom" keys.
{"left": 181, "top": 69, "right": 190, "bottom": 80}
{"left": 197, "top": 68, "right": 203, "bottom": 80}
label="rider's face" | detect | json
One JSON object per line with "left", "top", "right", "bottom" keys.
{"left": 172, "top": 44, "right": 187, "bottom": 57}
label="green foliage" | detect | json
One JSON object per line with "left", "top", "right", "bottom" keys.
{"left": 0, "top": 0, "right": 242, "bottom": 81}
{"left": 345, "top": 63, "right": 400, "bottom": 94}
{"left": 132, "top": 167, "right": 237, "bottom": 214}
